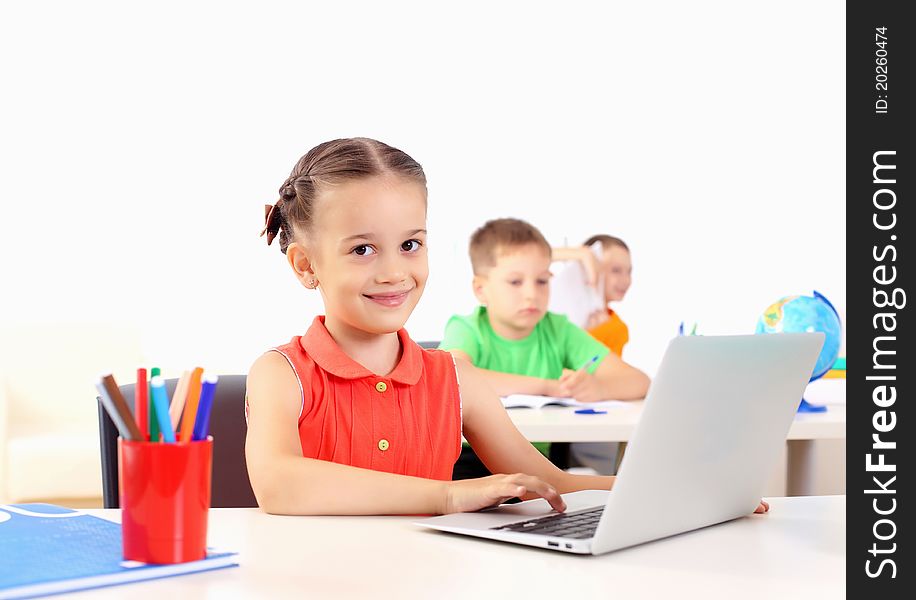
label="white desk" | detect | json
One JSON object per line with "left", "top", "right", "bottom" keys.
{"left": 82, "top": 496, "right": 845, "bottom": 599}
{"left": 508, "top": 402, "right": 846, "bottom": 496}
{"left": 506, "top": 402, "right": 846, "bottom": 442}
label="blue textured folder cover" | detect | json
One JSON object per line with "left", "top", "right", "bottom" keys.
{"left": 0, "top": 503, "right": 237, "bottom": 599}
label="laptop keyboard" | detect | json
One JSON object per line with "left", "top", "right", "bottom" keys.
{"left": 490, "top": 506, "right": 603, "bottom": 539}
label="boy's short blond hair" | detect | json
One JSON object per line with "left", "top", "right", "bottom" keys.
{"left": 469, "top": 218, "right": 552, "bottom": 275}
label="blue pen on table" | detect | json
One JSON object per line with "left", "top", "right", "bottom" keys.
{"left": 192, "top": 373, "right": 219, "bottom": 441}
{"left": 149, "top": 376, "right": 176, "bottom": 443}
{"left": 575, "top": 408, "right": 607, "bottom": 415}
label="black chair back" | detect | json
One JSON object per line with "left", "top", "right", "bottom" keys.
{"left": 97, "top": 374, "right": 258, "bottom": 508}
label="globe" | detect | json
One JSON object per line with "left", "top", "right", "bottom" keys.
{"left": 755, "top": 291, "right": 842, "bottom": 412}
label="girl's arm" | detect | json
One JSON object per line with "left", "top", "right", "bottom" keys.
{"left": 245, "top": 352, "right": 567, "bottom": 515}
{"left": 551, "top": 245, "right": 599, "bottom": 287}
{"left": 458, "top": 358, "right": 614, "bottom": 496}
{"left": 446, "top": 349, "right": 561, "bottom": 397}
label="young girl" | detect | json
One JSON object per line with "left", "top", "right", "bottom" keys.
{"left": 246, "top": 138, "right": 768, "bottom": 516}
{"left": 246, "top": 137, "right": 608, "bottom": 515}
{"left": 553, "top": 235, "right": 633, "bottom": 356}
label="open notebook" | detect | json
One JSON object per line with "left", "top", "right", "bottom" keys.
{"left": 501, "top": 394, "right": 627, "bottom": 409}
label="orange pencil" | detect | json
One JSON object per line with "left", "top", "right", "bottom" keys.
{"left": 179, "top": 367, "right": 204, "bottom": 442}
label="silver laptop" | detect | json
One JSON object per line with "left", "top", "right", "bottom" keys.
{"left": 416, "top": 333, "right": 824, "bottom": 555}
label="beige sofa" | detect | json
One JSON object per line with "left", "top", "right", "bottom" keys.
{"left": 0, "top": 323, "right": 144, "bottom": 504}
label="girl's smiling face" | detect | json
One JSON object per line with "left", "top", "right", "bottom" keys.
{"left": 287, "top": 175, "right": 429, "bottom": 337}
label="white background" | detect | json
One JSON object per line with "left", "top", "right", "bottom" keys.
{"left": 0, "top": 1, "right": 845, "bottom": 377}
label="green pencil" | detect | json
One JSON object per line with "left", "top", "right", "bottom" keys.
{"left": 149, "top": 367, "right": 161, "bottom": 441}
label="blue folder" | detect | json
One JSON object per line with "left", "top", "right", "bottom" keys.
{"left": 0, "top": 503, "right": 237, "bottom": 599}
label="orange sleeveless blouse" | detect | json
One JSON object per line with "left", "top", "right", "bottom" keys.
{"left": 271, "top": 317, "right": 462, "bottom": 481}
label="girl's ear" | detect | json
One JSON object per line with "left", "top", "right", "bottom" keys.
{"left": 287, "top": 242, "right": 319, "bottom": 289}
{"left": 472, "top": 275, "right": 488, "bottom": 305}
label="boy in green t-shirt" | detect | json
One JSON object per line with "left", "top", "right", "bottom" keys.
{"left": 440, "top": 218, "right": 649, "bottom": 402}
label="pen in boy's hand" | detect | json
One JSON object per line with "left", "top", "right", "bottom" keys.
{"left": 576, "top": 355, "right": 600, "bottom": 372}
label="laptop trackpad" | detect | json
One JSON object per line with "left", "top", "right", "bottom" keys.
{"left": 482, "top": 489, "right": 609, "bottom": 515}
{"left": 416, "top": 489, "right": 611, "bottom": 531}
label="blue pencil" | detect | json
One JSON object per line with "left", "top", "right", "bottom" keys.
{"left": 192, "top": 374, "right": 219, "bottom": 441}
{"left": 150, "top": 376, "right": 176, "bottom": 443}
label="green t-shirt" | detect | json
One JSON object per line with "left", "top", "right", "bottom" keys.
{"left": 439, "top": 306, "right": 609, "bottom": 377}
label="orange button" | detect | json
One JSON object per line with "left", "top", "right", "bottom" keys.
{"left": 378, "top": 439, "right": 390, "bottom": 451}
{"left": 375, "top": 381, "right": 388, "bottom": 393}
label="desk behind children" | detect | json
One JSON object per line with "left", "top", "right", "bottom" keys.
{"left": 77, "top": 495, "right": 844, "bottom": 598}
{"left": 505, "top": 401, "right": 846, "bottom": 496}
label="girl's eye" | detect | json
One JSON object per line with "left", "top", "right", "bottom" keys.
{"left": 537, "top": 279, "right": 549, "bottom": 285}
{"left": 509, "top": 280, "right": 522, "bottom": 286}
{"left": 353, "top": 245, "right": 376, "bottom": 256}
{"left": 401, "top": 239, "right": 422, "bottom": 252}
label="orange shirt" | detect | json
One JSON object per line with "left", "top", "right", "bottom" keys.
{"left": 270, "top": 316, "right": 462, "bottom": 481}
{"left": 587, "top": 309, "right": 629, "bottom": 357}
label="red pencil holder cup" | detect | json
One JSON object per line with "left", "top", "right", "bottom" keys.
{"left": 118, "top": 437, "right": 213, "bottom": 564}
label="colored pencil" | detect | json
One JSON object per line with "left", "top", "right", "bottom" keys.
{"left": 192, "top": 373, "right": 219, "bottom": 441}
{"left": 150, "top": 376, "right": 176, "bottom": 443}
{"left": 149, "top": 367, "right": 161, "bottom": 442}
{"left": 179, "top": 367, "right": 204, "bottom": 443}
{"left": 136, "top": 368, "right": 148, "bottom": 441}
{"left": 100, "top": 373, "right": 143, "bottom": 441}
{"left": 96, "top": 382, "right": 136, "bottom": 441}
{"left": 169, "top": 370, "right": 192, "bottom": 431}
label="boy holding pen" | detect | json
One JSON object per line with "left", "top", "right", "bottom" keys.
{"left": 439, "top": 219, "right": 650, "bottom": 478}
{"left": 439, "top": 218, "right": 649, "bottom": 402}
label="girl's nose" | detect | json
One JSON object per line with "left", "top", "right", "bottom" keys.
{"left": 375, "top": 255, "right": 408, "bottom": 284}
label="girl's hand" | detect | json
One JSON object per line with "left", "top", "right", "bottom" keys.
{"left": 575, "top": 246, "right": 601, "bottom": 289}
{"left": 586, "top": 309, "right": 609, "bottom": 330}
{"left": 444, "top": 474, "right": 567, "bottom": 514}
{"left": 754, "top": 500, "right": 770, "bottom": 514}
{"left": 558, "top": 369, "right": 604, "bottom": 403}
